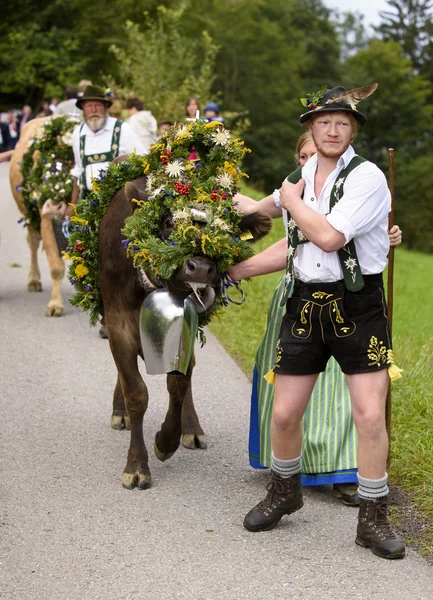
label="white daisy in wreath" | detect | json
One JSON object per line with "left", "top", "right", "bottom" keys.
{"left": 211, "top": 128, "right": 230, "bottom": 146}
{"left": 145, "top": 174, "right": 155, "bottom": 192}
{"left": 213, "top": 217, "right": 231, "bottom": 231}
{"left": 165, "top": 159, "right": 185, "bottom": 178}
{"left": 149, "top": 185, "right": 165, "bottom": 199}
{"left": 216, "top": 172, "right": 234, "bottom": 189}
{"left": 172, "top": 209, "right": 190, "bottom": 223}
{"left": 61, "top": 133, "right": 73, "bottom": 146}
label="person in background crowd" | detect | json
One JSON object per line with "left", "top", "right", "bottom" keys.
{"left": 37, "top": 100, "right": 52, "bottom": 117}
{"left": 126, "top": 97, "right": 157, "bottom": 153}
{"left": 0, "top": 119, "right": 11, "bottom": 152}
{"left": 7, "top": 110, "right": 18, "bottom": 149}
{"left": 157, "top": 120, "right": 173, "bottom": 136}
{"left": 56, "top": 87, "right": 81, "bottom": 117}
{"left": 49, "top": 98, "right": 58, "bottom": 114}
{"left": 77, "top": 79, "right": 93, "bottom": 98}
{"left": 203, "top": 102, "right": 225, "bottom": 124}
{"left": 185, "top": 97, "right": 200, "bottom": 119}
{"left": 18, "top": 105, "right": 34, "bottom": 134}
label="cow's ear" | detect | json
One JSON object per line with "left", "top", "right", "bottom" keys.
{"left": 239, "top": 211, "right": 272, "bottom": 242}
{"left": 124, "top": 177, "right": 149, "bottom": 203}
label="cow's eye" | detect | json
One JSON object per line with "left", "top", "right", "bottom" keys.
{"left": 165, "top": 219, "right": 174, "bottom": 229}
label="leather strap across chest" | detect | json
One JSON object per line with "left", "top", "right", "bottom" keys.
{"left": 281, "top": 155, "right": 366, "bottom": 306}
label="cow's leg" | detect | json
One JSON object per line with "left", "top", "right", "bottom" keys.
{"left": 26, "top": 226, "right": 42, "bottom": 292}
{"left": 109, "top": 329, "right": 151, "bottom": 489}
{"left": 154, "top": 362, "right": 196, "bottom": 461}
{"left": 40, "top": 214, "right": 64, "bottom": 317}
{"left": 110, "top": 375, "right": 131, "bottom": 431}
{"left": 181, "top": 384, "right": 207, "bottom": 450}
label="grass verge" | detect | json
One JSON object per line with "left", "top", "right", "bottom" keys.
{"left": 210, "top": 183, "right": 433, "bottom": 557}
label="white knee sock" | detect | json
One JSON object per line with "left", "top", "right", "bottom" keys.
{"left": 271, "top": 453, "right": 302, "bottom": 478}
{"left": 357, "top": 473, "right": 389, "bottom": 500}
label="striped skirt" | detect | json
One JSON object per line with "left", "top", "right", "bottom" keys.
{"left": 248, "top": 276, "right": 358, "bottom": 485}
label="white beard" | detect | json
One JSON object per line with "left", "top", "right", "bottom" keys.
{"left": 85, "top": 114, "right": 107, "bottom": 132}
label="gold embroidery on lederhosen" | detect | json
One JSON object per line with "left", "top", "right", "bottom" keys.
{"left": 328, "top": 299, "right": 356, "bottom": 338}
{"left": 367, "top": 336, "right": 387, "bottom": 368}
{"left": 291, "top": 293, "right": 356, "bottom": 340}
{"left": 291, "top": 300, "right": 313, "bottom": 339}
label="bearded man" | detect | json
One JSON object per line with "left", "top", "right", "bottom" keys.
{"left": 229, "top": 84, "right": 405, "bottom": 560}
{"left": 66, "top": 85, "right": 145, "bottom": 337}
{"left": 68, "top": 85, "right": 145, "bottom": 210}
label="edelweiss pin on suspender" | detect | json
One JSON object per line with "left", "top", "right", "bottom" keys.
{"left": 79, "top": 120, "right": 123, "bottom": 199}
{"left": 280, "top": 156, "right": 366, "bottom": 306}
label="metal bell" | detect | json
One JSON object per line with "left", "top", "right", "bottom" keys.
{"left": 139, "top": 289, "right": 198, "bottom": 375}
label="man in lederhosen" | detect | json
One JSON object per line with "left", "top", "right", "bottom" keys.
{"left": 229, "top": 83, "right": 405, "bottom": 559}
{"left": 67, "top": 85, "right": 145, "bottom": 336}
{"left": 68, "top": 85, "right": 145, "bottom": 208}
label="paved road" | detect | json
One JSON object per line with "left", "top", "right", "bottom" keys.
{"left": 1, "top": 161, "right": 432, "bottom": 600}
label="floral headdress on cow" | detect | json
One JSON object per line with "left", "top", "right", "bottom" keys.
{"left": 66, "top": 119, "right": 259, "bottom": 326}
{"left": 18, "top": 116, "right": 78, "bottom": 232}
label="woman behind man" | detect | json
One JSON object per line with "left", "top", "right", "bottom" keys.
{"left": 247, "top": 132, "right": 402, "bottom": 506}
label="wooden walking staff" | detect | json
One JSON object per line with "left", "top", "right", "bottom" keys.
{"left": 386, "top": 148, "right": 395, "bottom": 468}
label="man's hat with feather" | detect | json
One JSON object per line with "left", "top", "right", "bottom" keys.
{"left": 299, "top": 83, "right": 378, "bottom": 126}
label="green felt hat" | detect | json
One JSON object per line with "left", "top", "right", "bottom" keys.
{"left": 76, "top": 85, "right": 112, "bottom": 109}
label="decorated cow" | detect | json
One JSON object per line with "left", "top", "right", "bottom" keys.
{"left": 9, "top": 116, "right": 77, "bottom": 316}
{"left": 65, "top": 119, "right": 271, "bottom": 489}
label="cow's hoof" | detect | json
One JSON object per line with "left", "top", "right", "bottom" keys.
{"left": 28, "top": 280, "right": 42, "bottom": 292}
{"left": 154, "top": 439, "right": 175, "bottom": 462}
{"left": 122, "top": 470, "right": 152, "bottom": 490}
{"left": 46, "top": 303, "right": 63, "bottom": 317}
{"left": 110, "top": 414, "right": 131, "bottom": 430}
{"left": 182, "top": 433, "right": 207, "bottom": 450}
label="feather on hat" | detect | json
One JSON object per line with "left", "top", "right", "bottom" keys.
{"left": 299, "top": 82, "right": 378, "bottom": 126}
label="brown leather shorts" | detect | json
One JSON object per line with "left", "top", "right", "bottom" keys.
{"left": 274, "top": 274, "right": 392, "bottom": 376}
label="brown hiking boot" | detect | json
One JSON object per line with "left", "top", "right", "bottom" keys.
{"left": 243, "top": 471, "right": 303, "bottom": 532}
{"left": 356, "top": 497, "right": 405, "bottom": 559}
{"left": 333, "top": 483, "right": 360, "bottom": 507}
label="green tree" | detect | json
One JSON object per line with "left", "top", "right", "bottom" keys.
{"left": 375, "top": 0, "right": 433, "bottom": 72}
{"left": 343, "top": 40, "right": 433, "bottom": 167}
{"left": 343, "top": 39, "right": 433, "bottom": 252}
{"left": 109, "top": 5, "right": 218, "bottom": 123}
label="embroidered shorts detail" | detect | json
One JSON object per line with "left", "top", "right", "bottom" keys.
{"left": 274, "top": 274, "right": 392, "bottom": 376}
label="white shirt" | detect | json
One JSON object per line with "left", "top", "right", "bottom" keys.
{"left": 128, "top": 111, "right": 157, "bottom": 153}
{"left": 281, "top": 145, "right": 391, "bottom": 283}
{"left": 71, "top": 116, "right": 146, "bottom": 190}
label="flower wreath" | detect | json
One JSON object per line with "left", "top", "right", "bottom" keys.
{"left": 66, "top": 119, "right": 256, "bottom": 327}
{"left": 19, "top": 116, "right": 78, "bottom": 232}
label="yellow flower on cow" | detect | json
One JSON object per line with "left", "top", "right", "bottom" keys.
{"left": 75, "top": 264, "right": 89, "bottom": 279}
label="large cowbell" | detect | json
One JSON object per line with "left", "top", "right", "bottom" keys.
{"left": 139, "top": 289, "right": 198, "bottom": 375}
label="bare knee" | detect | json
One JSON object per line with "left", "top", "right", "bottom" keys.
{"left": 353, "top": 409, "right": 386, "bottom": 441}
{"left": 272, "top": 405, "right": 301, "bottom": 433}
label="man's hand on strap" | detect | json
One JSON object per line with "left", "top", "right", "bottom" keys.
{"left": 279, "top": 179, "right": 306, "bottom": 213}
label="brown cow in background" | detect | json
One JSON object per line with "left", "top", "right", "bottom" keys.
{"left": 9, "top": 118, "right": 66, "bottom": 316}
